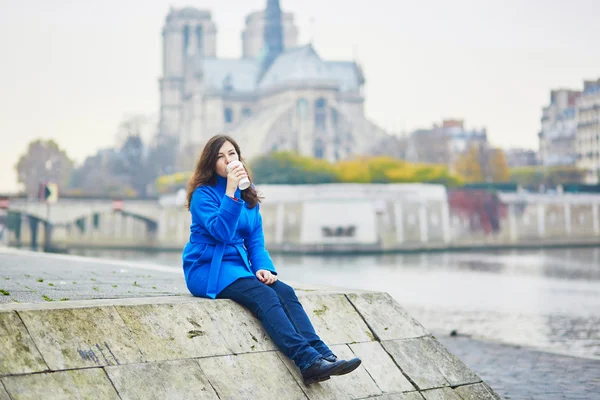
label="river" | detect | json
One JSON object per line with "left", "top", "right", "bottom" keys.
{"left": 72, "top": 247, "right": 600, "bottom": 360}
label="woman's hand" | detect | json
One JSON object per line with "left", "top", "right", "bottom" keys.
{"left": 256, "top": 269, "right": 278, "bottom": 285}
{"left": 225, "top": 163, "right": 247, "bottom": 197}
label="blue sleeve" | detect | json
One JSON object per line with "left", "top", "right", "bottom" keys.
{"left": 246, "top": 205, "right": 276, "bottom": 275}
{"left": 191, "top": 187, "right": 244, "bottom": 243}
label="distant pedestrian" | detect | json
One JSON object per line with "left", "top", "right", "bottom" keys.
{"left": 182, "top": 134, "right": 361, "bottom": 385}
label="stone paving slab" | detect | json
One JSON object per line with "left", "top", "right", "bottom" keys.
{"left": 1, "top": 368, "right": 119, "bottom": 400}
{"left": 0, "top": 311, "right": 48, "bottom": 376}
{"left": 356, "top": 392, "right": 425, "bottom": 400}
{"left": 438, "top": 334, "right": 598, "bottom": 400}
{"left": 421, "top": 336, "right": 480, "bottom": 387}
{"left": 17, "top": 306, "right": 145, "bottom": 370}
{"left": 454, "top": 383, "right": 499, "bottom": 400}
{"left": 114, "top": 302, "right": 231, "bottom": 361}
{"left": 349, "top": 341, "right": 416, "bottom": 393}
{"left": 105, "top": 359, "right": 219, "bottom": 400}
{"left": 421, "top": 387, "right": 462, "bottom": 400}
{"left": 278, "top": 344, "right": 382, "bottom": 400}
{"left": 211, "top": 299, "right": 278, "bottom": 353}
{"left": 197, "top": 352, "right": 306, "bottom": 400}
{"left": 0, "top": 383, "right": 10, "bottom": 400}
{"left": 346, "top": 293, "right": 427, "bottom": 341}
{"left": 382, "top": 339, "right": 449, "bottom": 390}
{"left": 299, "top": 294, "right": 374, "bottom": 345}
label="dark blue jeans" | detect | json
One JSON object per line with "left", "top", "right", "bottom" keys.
{"left": 217, "top": 277, "right": 334, "bottom": 372}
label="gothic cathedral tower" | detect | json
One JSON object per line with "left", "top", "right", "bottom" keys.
{"left": 258, "top": 0, "right": 284, "bottom": 81}
{"left": 159, "top": 8, "right": 216, "bottom": 142}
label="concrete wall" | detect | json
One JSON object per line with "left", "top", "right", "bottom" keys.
{"left": 0, "top": 290, "right": 500, "bottom": 399}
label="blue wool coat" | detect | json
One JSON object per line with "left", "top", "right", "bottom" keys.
{"left": 182, "top": 176, "right": 276, "bottom": 298}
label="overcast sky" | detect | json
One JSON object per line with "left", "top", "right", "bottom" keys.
{"left": 1, "top": 0, "right": 599, "bottom": 192}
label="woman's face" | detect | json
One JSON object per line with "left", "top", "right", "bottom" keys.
{"left": 215, "top": 140, "right": 240, "bottom": 177}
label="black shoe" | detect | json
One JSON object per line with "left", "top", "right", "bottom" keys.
{"left": 302, "top": 357, "right": 348, "bottom": 385}
{"left": 323, "top": 355, "right": 362, "bottom": 376}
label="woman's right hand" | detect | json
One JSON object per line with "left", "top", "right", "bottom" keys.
{"left": 225, "top": 163, "right": 247, "bottom": 197}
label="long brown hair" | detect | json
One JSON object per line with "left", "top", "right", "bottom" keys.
{"left": 186, "top": 134, "right": 262, "bottom": 209}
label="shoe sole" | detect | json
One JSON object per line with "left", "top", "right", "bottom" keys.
{"left": 333, "top": 358, "right": 362, "bottom": 376}
{"left": 303, "top": 375, "right": 330, "bottom": 385}
{"left": 303, "top": 361, "right": 348, "bottom": 385}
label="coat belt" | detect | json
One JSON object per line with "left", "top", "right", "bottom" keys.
{"left": 189, "top": 233, "right": 251, "bottom": 298}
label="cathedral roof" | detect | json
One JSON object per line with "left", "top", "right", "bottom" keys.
{"left": 167, "top": 7, "right": 212, "bottom": 21}
{"left": 258, "top": 44, "right": 363, "bottom": 92}
{"left": 198, "top": 45, "right": 364, "bottom": 94}
{"left": 203, "top": 58, "right": 260, "bottom": 93}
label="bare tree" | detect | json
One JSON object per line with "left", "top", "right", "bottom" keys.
{"left": 15, "top": 139, "right": 74, "bottom": 198}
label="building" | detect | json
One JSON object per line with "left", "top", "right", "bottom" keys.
{"left": 576, "top": 78, "right": 600, "bottom": 184}
{"left": 406, "top": 119, "right": 488, "bottom": 168}
{"left": 538, "top": 89, "right": 580, "bottom": 167}
{"left": 158, "top": 0, "right": 390, "bottom": 164}
{"left": 504, "top": 148, "right": 538, "bottom": 168}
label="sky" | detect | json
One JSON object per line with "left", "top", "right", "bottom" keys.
{"left": 0, "top": 0, "right": 599, "bottom": 193}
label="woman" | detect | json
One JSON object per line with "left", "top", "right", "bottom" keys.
{"left": 182, "top": 134, "right": 361, "bottom": 385}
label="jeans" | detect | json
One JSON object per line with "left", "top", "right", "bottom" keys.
{"left": 217, "top": 277, "right": 334, "bottom": 372}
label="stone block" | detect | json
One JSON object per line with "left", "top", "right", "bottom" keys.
{"left": 346, "top": 292, "right": 427, "bottom": 341}
{"left": 0, "top": 311, "right": 47, "bottom": 376}
{"left": 197, "top": 352, "right": 306, "bottom": 400}
{"left": 360, "top": 393, "right": 425, "bottom": 400}
{"left": 349, "top": 341, "right": 416, "bottom": 392}
{"left": 279, "top": 344, "right": 381, "bottom": 400}
{"left": 1, "top": 368, "right": 119, "bottom": 400}
{"left": 18, "top": 307, "right": 144, "bottom": 370}
{"left": 421, "top": 337, "right": 480, "bottom": 386}
{"left": 210, "top": 300, "right": 278, "bottom": 353}
{"left": 382, "top": 339, "right": 448, "bottom": 390}
{"left": 114, "top": 302, "right": 231, "bottom": 361}
{"left": 0, "top": 384, "right": 10, "bottom": 400}
{"left": 299, "top": 294, "right": 374, "bottom": 345}
{"left": 454, "top": 383, "right": 499, "bottom": 400}
{"left": 421, "top": 387, "right": 462, "bottom": 400}
{"left": 105, "top": 359, "right": 219, "bottom": 400}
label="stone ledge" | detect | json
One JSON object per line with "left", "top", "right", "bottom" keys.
{"left": 0, "top": 290, "right": 501, "bottom": 400}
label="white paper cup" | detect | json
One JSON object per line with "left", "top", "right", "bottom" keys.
{"left": 226, "top": 160, "right": 251, "bottom": 190}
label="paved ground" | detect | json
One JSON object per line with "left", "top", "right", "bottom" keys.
{"left": 1, "top": 248, "right": 600, "bottom": 399}
{"left": 438, "top": 335, "right": 600, "bottom": 400}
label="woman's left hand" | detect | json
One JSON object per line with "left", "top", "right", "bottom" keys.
{"left": 256, "top": 269, "right": 278, "bottom": 285}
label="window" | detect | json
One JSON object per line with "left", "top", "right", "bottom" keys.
{"left": 242, "top": 108, "right": 252, "bottom": 118}
{"left": 331, "top": 108, "right": 338, "bottom": 128}
{"left": 224, "top": 108, "right": 233, "bottom": 124}
{"left": 314, "top": 139, "right": 324, "bottom": 159}
{"left": 183, "top": 25, "right": 190, "bottom": 54}
{"left": 315, "top": 98, "right": 326, "bottom": 131}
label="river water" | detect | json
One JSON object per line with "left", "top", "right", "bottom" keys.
{"left": 74, "top": 247, "right": 600, "bottom": 360}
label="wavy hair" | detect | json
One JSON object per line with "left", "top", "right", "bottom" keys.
{"left": 186, "top": 135, "right": 261, "bottom": 209}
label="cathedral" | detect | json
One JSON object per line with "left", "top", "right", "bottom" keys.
{"left": 159, "top": 0, "right": 391, "bottom": 163}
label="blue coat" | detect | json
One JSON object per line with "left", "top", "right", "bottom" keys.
{"left": 182, "top": 175, "right": 276, "bottom": 298}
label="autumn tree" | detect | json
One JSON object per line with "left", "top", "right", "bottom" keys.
{"left": 454, "top": 145, "right": 510, "bottom": 183}
{"left": 487, "top": 149, "right": 510, "bottom": 182}
{"left": 454, "top": 145, "right": 484, "bottom": 183}
{"left": 15, "top": 139, "right": 74, "bottom": 197}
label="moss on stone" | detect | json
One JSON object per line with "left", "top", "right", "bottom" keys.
{"left": 313, "top": 305, "right": 329, "bottom": 317}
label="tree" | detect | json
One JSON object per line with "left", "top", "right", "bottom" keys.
{"left": 487, "top": 149, "right": 510, "bottom": 182}
{"left": 510, "top": 165, "right": 586, "bottom": 189}
{"left": 454, "top": 145, "right": 483, "bottom": 183}
{"left": 454, "top": 145, "right": 510, "bottom": 183}
{"left": 15, "top": 139, "right": 74, "bottom": 197}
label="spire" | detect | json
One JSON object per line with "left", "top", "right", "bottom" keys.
{"left": 258, "top": 0, "right": 284, "bottom": 81}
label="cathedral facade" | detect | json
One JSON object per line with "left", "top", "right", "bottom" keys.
{"left": 159, "top": 0, "right": 390, "bottom": 163}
